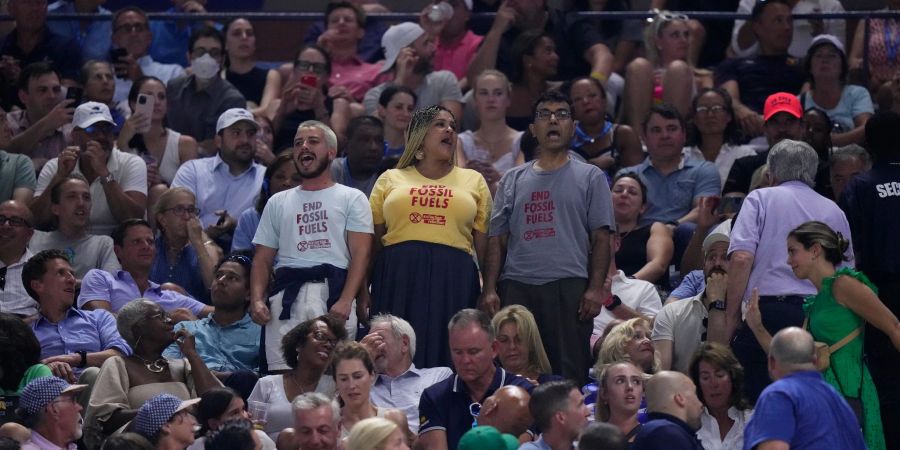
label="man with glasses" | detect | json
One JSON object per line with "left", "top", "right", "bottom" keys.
{"left": 0, "top": 200, "right": 38, "bottom": 319}
{"left": 172, "top": 108, "right": 265, "bottom": 249}
{"left": 16, "top": 376, "right": 87, "bottom": 450}
{"left": 166, "top": 26, "right": 245, "bottom": 153}
{"left": 29, "top": 175, "right": 120, "bottom": 279}
{"left": 78, "top": 218, "right": 212, "bottom": 319}
{"left": 23, "top": 249, "right": 129, "bottom": 384}
{"left": 110, "top": 6, "right": 185, "bottom": 105}
{"left": 31, "top": 102, "right": 147, "bottom": 235}
{"left": 480, "top": 90, "right": 613, "bottom": 384}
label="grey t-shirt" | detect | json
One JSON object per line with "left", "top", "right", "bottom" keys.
{"left": 363, "top": 70, "right": 462, "bottom": 115}
{"left": 29, "top": 231, "right": 120, "bottom": 278}
{"left": 330, "top": 157, "right": 378, "bottom": 197}
{"left": 490, "top": 158, "right": 615, "bottom": 284}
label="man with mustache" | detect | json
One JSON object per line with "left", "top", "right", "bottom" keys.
{"left": 652, "top": 221, "right": 731, "bottom": 373}
{"left": 28, "top": 175, "right": 120, "bottom": 279}
{"left": 172, "top": 108, "right": 265, "bottom": 248}
{"left": 16, "top": 376, "right": 87, "bottom": 450}
{"left": 249, "top": 120, "right": 373, "bottom": 372}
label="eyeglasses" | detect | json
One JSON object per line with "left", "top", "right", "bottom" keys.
{"left": 695, "top": 105, "right": 726, "bottom": 115}
{"left": 0, "top": 215, "right": 31, "bottom": 228}
{"left": 151, "top": 311, "right": 173, "bottom": 324}
{"left": 165, "top": 205, "right": 201, "bottom": 216}
{"left": 294, "top": 61, "right": 328, "bottom": 75}
{"left": 311, "top": 331, "right": 338, "bottom": 346}
{"left": 83, "top": 124, "right": 114, "bottom": 135}
{"left": 193, "top": 47, "right": 223, "bottom": 59}
{"left": 115, "top": 23, "right": 147, "bottom": 33}
{"left": 469, "top": 402, "right": 481, "bottom": 429}
{"left": 535, "top": 109, "right": 572, "bottom": 121}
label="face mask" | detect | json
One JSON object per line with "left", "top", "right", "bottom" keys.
{"left": 191, "top": 53, "right": 220, "bottom": 80}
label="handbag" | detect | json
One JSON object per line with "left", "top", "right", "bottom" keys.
{"left": 803, "top": 317, "right": 861, "bottom": 372}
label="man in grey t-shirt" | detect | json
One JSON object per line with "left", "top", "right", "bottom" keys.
{"left": 330, "top": 116, "right": 385, "bottom": 197}
{"left": 481, "top": 90, "right": 614, "bottom": 384}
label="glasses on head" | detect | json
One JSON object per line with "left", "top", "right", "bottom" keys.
{"left": 469, "top": 402, "right": 481, "bottom": 429}
{"left": 193, "top": 47, "right": 223, "bottom": 59}
{"left": 311, "top": 330, "right": 338, "bottom": 346}
{"left": 294, "top": 61, "right": 328, "bottom": 75}
{"left": 83, "top": 124, "right": 114, "bottom": 135}
{"left": 535, "top": 109, "right": 572, "bottom": 121}
{"left": 0, "top": 215, "right": 31, "bottom": 228}
{"left": 165, "top": 205, "right": 200, "bottom": 216}
{"left": 695, "top": 105, "right": 726, "bottom": 115}
{"left": 226, "top": 254, "right": 252, "bottom": 266}
{"left": 115, "top": 23, "right": 147, "bottom": 33}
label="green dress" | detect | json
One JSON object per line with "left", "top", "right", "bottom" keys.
{"left": 803, "top": 267, "right": 885, "bottom": 450}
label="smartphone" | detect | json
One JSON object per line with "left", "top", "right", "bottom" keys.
{"left": 110, "top": 48, "right": 129, "bottom": 77}
{"left": 133, "top": 93, "right": 155, "bottom": 133}
{"left": 65, "top": 86, "right": 83, "bottom": 106}
{"left": 299, "top": 74, "right": 318, "bottom": 88}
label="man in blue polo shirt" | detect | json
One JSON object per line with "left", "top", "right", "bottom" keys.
{"left": 416, "top": 309, "right": 533, "bottom": 450}
{"left": 632, "top": 371, "right": 704, "bottom": 450}
{"left": 743, "top": 327, "right": 866, "bottom": 450}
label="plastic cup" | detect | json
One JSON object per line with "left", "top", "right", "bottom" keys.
{"left": 248, "top": 400, "right": 269, "bottom": 430}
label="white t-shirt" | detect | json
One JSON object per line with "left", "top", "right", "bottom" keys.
{"left": 252, "top": 184, "right": 373, "bottom": 270}
{"left": 593, "top": 270, "right": 662, "bottom": 336}
{"left": 246, "top": 374, "right": 336, "bottom": 441}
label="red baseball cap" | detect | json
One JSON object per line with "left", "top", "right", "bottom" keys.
{"left": 763, "top": 92, "right": 802, "bottom": 121}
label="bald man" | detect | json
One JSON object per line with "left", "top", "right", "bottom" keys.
{"left": 477, "top": 385, "right": 533, "bottom": 440}
{"left": 632, "top": 371, "right": 704, "bottom": 450}
{"left": 743, "top": 327, "right": 866, "bottom": 450}
{"left": 0, "top": 200, "right": 38, "bottom": 318}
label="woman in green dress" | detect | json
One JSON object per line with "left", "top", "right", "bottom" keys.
{"left": 745, "top": 220, "right": 900, "bottom": 450}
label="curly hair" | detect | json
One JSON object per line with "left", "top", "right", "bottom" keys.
{"left": 596, "top": 318, "right": 661, "bottom": 375}
{"left": 281, "top": 315, "right": 348, "bottom": 369}
{"left": 0, "top": 313, "right": 42, "bottom": 392}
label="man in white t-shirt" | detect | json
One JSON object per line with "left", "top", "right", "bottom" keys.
{"left": 249, "top": 120, "right": 373, "bottom": 372}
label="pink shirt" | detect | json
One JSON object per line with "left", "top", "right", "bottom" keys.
{"left": 433, "top": 30, "right": 483, "bottom": 81}
{"left": 21, "top": 431, "right": 78, "bottom": 450}
{"left": 329, "top": 56, "right": 384, "bottom": 102}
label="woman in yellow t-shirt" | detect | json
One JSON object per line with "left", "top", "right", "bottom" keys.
{"left": 369, "top": 105, "right": 492, "bottom": 368}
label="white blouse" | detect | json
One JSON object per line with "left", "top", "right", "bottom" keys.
{"left": 696, "top": 406, "right": 754, "bottom": 450}
{"left": 246, "top": 374, "right": 336, "bottom": 441}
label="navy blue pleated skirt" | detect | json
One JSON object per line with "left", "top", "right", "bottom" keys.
{"left": 371, "top": 240, "right": 480, "bottom": 368}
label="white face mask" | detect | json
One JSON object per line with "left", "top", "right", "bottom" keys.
{"left": 191, "top": 53, "right": 220, "bottom": 80}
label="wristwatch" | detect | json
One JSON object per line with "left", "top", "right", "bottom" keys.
{"left": 99, "top": 173, "right": 116, "bottom": 185}
{"left": 708, "top": 300, "right": 727, "bottom": 311}
{"left": 606, "top": 295, "right": 622, "bottom": 310}
{"left": 76, "top": 350, "right": 87, "bottom": 368}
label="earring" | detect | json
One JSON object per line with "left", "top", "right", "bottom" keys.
{"left": 415, "top": 151, "right": 425, "bottom": 160}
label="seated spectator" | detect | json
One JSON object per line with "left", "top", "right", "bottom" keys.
{"left": 46, "top": 0, "right": 112, "bottom": 62}
{"left": 110, "top": 7, "right": 186, "bottom": 106}
{"left": 730, "top": 0, "right": 845, "bottom": 60}
{"left": 272, "top": 45, "right": 351, "bottom": 153}
{"left": 0, "top": 313, "right": 51, "bottom": 395}
{"left": 6, "top": 63, "right": 74, "bottom": 173}
{"left": 800, "top": 35, "right": 873, "bottom": 147}
{"left": 28, "top": 175, "right": 120, "bottom": 278}
{"left": 223, "top": 18, "right": 281, "bottom": 115}
{"left": 609, "top": 174, "right": 673, "bottom": 288}
{"left": 595, "top": 362, "right": 644, "bottom": 447}
{"left": 520, "top": 380, "right": 590, "bottom": 450}
{"left": 632, "top": 371, "right": 704, "bottom": 449}
{"left": 623, "top": 11, "right": 707, "bottom": 134}
{"left": 848, "top": 4, "right": 900, "bottom": 92}
{"left": 578, "top": 422, "right": 626, "bottom": 450}
{"left": 363, "top": 22, "right": 463, "bottom": 121}
{"left": 16, "top": 377, "right": 86, "bottom": 450}
{"left": 422, "top": 0, "right": 482, "bottom": 88}
{"left": 492, "top": 305, "right": 560, "bottom": 384}
{"left": 688, "top": 343, "right": 753, "bottom": 450}
{"left": 376, "top": 86, "right": 415, "bottom": 160}
{"left": 117, "top": 76, "right": 200, "bottom": 217}
{"left": 652, "top": 221, "right": 730, "bottom": 372}
{"left": 416, "top": 309, "right": 532, "bottom": 450}
{"left": 23, "top": 249, "right": 129, "bottom": 383}
{"left": 148, "top": 0, "right": 212, "bottom": 67}
{"left": 505, "top": 30, "right": 561, "bottom": 132}
{"left": 715, "top": 0, "right": 806, "bottom": 138}
{"left": 202, "top": 420, "right": 260, "bottom": 450}
{"left": 599, "top": 318, "right": 661, "bottom": 376}
{"left": 829, "top": 144, "right": 870, "bottom": 201}
{"left": 684, "top": 88, "right": 757, "bottom": 190}
{"left": 131, "top": 394, "right": 200, "bottom": 450}
{"left": 331, "top": 116, "right": 384, "bottom": 196}
{"left": 564, "top": 76, "right": 642, "bottom": 174}
{"left": 347, "top": 417, "right": 409, "bottom": 450}
{"left": 474, "top": 386, "right": 532, "bottom": 440}
{"left": 190, "top": 388, "right": 275, "bottom": 450}
{"left": 0, "top": 108, "right": 35, "bottom": 203}
{"left": 359, "top": 314, "right": 452, "bottom": 434}
{"left": 83, "top": 299, "right": 219, "bottom": 448}
{"left": 151, "top": 188, "right": 222, "bottom": 303}
{"left": 457, "top": 70, "right": 524, "bottom": 194}
{"left": 32, "top": 102, "right": 148, "bottom": 236}
{"left": 247, "top": 316, "right": 346, "bottom": 441}
{"left": 303, "top": 1, "right": 388, "bottom": 64}
{"left": 232, "top": 152, "right": 300, "bottom": 253}
{"left": 171, "top": 108, "right": 265, "bottom": 248}
{"left": 78, "top": 219, "right": 212, "bottom": 318}
{"left": 0, "top": 0, "right": 81, "bottom": 108}
{"left": 166, "top": 26, "right": 246, "bottom": 153}
{"left": 81, "top": 61, "right": 126, "bottom": 132}
{"left": 802, "top": 107, "right": 840, "bottom": 198}
{"left": 329, "top": 342, "right": 407, "bottom": 439}
{"left": 457, "top": 426, "right": 519, "bottom": 450}
{"left": 0, "top": 200, "right": 38, "bottom": 318}
{"left": 316, "top": 2, "right": 382, "bottom": 103}
{"left": 163, "top": 254, "right": 260, "bottom": 398}
{"left": 275, "top": 393, "right": 341, "bottom": 450}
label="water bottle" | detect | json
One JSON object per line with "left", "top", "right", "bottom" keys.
{"left": 427, "top": 2, "right": 454, "bottom": 22}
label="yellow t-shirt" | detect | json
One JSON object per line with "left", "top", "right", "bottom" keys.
{"left": 370, "top": 166, "right": 492, "bottom": 254}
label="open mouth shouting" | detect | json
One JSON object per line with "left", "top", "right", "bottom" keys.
{"left": 297, "top": 151, "right": 317, "bottom": 168}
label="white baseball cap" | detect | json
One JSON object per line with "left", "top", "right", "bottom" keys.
{"left": 702, "top": 220, "right": 732, "bottom": 255}
{"left": 73, "top": 102, "right": 115, "bottom": 129}
{"left": 380, "top": 22, "right": 425, "bottom": 74}
{"left": 216, "top": 108, "right": 259, "bottom": 134}
{"left": 809, "top": 34, "right": 845, "bottom": 55}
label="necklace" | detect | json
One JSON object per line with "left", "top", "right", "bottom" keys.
{"left": 287, "top": 372, "right": 315, "bottom": 394}
{"left": 132, "top": 354, "right": 168, "bottom": 373}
